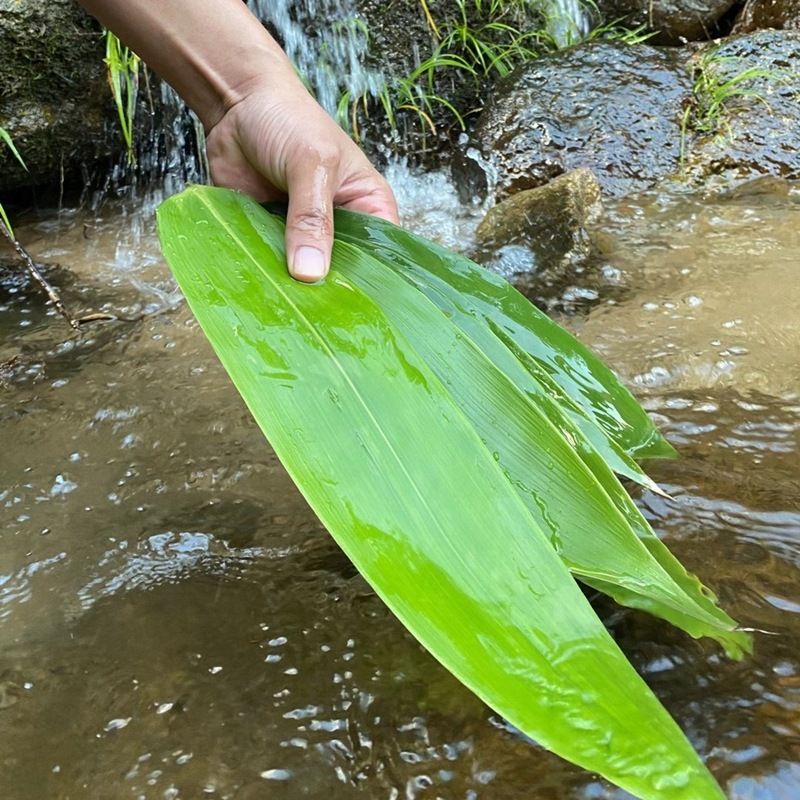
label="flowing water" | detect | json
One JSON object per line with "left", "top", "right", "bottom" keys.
{"left": 247, "top": 0, "right": 383, "bottom": 116}
{"left": 541, "top": 0, "right": 591, "bottom": 47}
{"left": 1, "top": 173, "right": 798, "bottom": 799}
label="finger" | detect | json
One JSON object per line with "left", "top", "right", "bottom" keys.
{"left": 339, "top": 175, "right": 400, "bottom": 225}
{"left": 285, "top": 156, "right": 336, "bottom": 283}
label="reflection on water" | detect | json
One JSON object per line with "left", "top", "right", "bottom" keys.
{"left": 1, "top": 180, "right": 799, "bottom": 799}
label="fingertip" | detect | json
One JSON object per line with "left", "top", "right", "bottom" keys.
{"left": 290, "top": 245, "right": 329, "bottom": 283}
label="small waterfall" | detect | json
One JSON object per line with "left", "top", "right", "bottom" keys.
{"left": 246, "top": 0, "right": 385, "bottom": 116}
{"left": 541, "top": 0, "right": 591, "bottom": 48}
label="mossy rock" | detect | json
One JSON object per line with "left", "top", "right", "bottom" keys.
{"left": 684, "top": 29, "right": 800, "bottom": 183}
{"left": 0, "top": 0, "right": 114, "bottom": 190}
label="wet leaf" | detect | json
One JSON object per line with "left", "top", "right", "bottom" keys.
{"left": 157, "top": 186, "right": 729, "bottom": 800}
{"left": 334, "top": 210, "right": 749, "bottom": 659}
{"left": 334, "top": 208, "right": 676, "bottom": 461}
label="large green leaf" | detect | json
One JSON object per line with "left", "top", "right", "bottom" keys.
{"left": 333, "top": 208, "right": 677, "bottom": 462}
{"left": 157, "top": 186, "right": 727, "bottom": 800}
{"left": 327, "top": 237, "right": 748, "bottom": 658}
{"left": 333, "top": 212, "right": 748, "bottom": 659}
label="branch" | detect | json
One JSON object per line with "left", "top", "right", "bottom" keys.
{"left": 0, "top": 218, "right": 79, "bottom": 330}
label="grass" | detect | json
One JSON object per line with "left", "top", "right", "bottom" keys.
{"left": 338, "top": 0, "right": 539, "bottom": 141}
{"left": 0, "top": 126, "right": 27, "bottom": 238}
{"left": 335, "top": 0, "right": 664, "bottom": 144}
{"left": 104, "top": 30, "right": 141, "bottom": 165}
{"left": 338, "top": 53, "right": 476, "bottom": 143}
{"left": 584, "top": 17, "right": 655, "bottom": 45}
{"left": 680, "top": 47, "right": 777, "bottom": 161}
{"left": 439, "top": 0, "right": 541, "bottom": 79}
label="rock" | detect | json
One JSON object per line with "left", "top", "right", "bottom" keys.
{"left": 0, "top": 0, "right": 114, "bottom": 191}
{"left": 716, "top": 174, "right": 793, "bottom": 200}
{"left": 457, "top": 42, "right": 693, "bottom": 201}
{"left": 475, "top": 168, "right": 602, "bottom": 267}
{"left": 595, "top": 0, "right": 739, "bottom": 44}
{"left": 473, "top": 169, "right": 620, "bottom": 309}
{"left": 734, "top": 0, "right": 800, "bottom": 32}
{"left": 685, "top": 30, "right": 800, "bottom": 183}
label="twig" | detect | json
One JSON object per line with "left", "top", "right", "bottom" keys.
{"left": 0, "top": 218, "right": 79, "bottom": 330}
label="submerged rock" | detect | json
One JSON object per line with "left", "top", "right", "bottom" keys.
{"left": 715, "top": 174, "right": 793, "bottom": 200}
{"left": 685, "top": 30, "right": 800, "bottom": 183}
{"left": 734, "top": 0, "right": 800, "bottom": 32}
{"left": 473, "top": 170, "right": 621, "bottom": 309}
{"left": 457, "top": 42, "right": 693, "bottom": 201}
{"left": 594, "top": 0, "right": 739, "bottom": 44}
{"left": 475, "top": 168, "right": 602, "bottom": 270}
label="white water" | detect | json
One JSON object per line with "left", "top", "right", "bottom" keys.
{"left": 540, "top": 0, "right": 591, "bottom": 47}
{"left": 246, "top": 0, "right": 385, "bottom": 116}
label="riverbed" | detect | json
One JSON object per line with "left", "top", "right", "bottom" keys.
{"left": 1, "top": 173, "right": 798, "bottom": 799}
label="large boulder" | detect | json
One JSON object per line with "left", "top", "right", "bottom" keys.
{"left": 684, "top": 29, "right": 800, "bottom": 182}
{"left": 456, "top": 42, "right": 693, "bottom": 201}
{"left": 0, "top": 0, "right": 117, "bottom": 191}
{"left": 594, "top": 0, "right": 740, "bottom": 44}
{"left": 733, "top": 0, "right": 800, "bottom": 32}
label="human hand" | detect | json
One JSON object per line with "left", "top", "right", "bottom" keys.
{"left": 76, "top": 0, "right": 396, "bottom": 282}
{"left": 206, "top": 79, "right": 399, "bottom": 283}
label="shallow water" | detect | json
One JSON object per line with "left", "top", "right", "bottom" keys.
{"left": 1, "top": 176, "right": 799, "bottom": 799}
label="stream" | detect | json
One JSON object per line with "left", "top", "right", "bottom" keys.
{"left": 1, "top": 171, "right": 799, "bottom": 799}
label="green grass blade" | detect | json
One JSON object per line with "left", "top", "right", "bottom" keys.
{"left": 157, "top": 186, "right": 725, "bottom": 800}
{"left": 333, "top": 209, "right": 677, "bottom": 461}
{"left": 0, "top": 203, "right": 15, "bottom": 238}
{"left": 0, "top": 126, "right": 27, "bottom": 171}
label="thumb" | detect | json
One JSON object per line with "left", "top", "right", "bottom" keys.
{"left": 285, "top": 158, "right": 335, "bottom": 283}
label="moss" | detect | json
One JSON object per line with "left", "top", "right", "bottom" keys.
{"left": 0, "top": 0, "right": 114, "bottom": 190}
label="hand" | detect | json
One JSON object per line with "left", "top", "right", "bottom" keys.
{"left": 76, "top": 0, "right": 397, "bottom": 282}
{"left": 206, "top": 80, "right": 399, "bottom": 282}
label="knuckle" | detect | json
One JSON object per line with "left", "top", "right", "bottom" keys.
{"left": 294, "top": 143, "right": 340, "bottom": 172}
{"left": 291, "top": 209, "right": 333, "bottom": 237}
{"left": 317, "top": 149, "right": 341, "bottom": 171}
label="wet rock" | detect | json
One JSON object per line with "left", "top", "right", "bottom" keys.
{"left": 685, "top": 30, "right": 800, "bottom": 183}
{"left": 595, "top": 0, "right": 739, "bottom": 44}
{"left": 0, "top": 0, "right": 114, "bottom": 191}
{"left": 716, "top": 174, "right": 793, "bottom": 200}
{"left": 473, "top": 170, "right": 623, "bottom": 310}
{"left": 457, "top": 42, "right": 693, "bottom": 201}
{"left": 475, "top": 168, "right": 602, "bottom": 269}
{"left": 355, "top": 0, "right": 438, "bottom": 80}
{"left": 734, "top": 0, "right": 800, "bottom": 32}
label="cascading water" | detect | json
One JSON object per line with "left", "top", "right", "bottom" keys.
{"left": 540, "top": 0, "right": 591, "bottom": 48}
{"left": 246, "top": 0, "right": 385, "bottom": 116}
